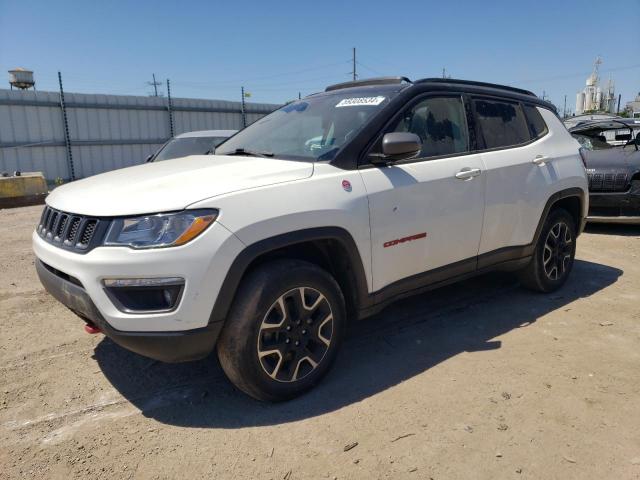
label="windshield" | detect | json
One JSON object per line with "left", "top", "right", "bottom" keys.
{"left": 153, "top": 136, "right": 229, "bottom": 162}
{"left": 216, "top": 91, "right": 396, "bottom": 161}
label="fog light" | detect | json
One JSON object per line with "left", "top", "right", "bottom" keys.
{"left": 103, "top": 277, "right": 185, "bottom": 313}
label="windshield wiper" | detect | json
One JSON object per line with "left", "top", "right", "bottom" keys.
{"left": 221, "top": 148, "right": 274, "bottom": 158}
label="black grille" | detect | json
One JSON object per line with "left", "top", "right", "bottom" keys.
{"left": 37, "top": 206, "right": 106, "bottom": 253}
{"left": 56, "top": 214, "right": 68, "bottom": 238}
{"left": 587, "top": 172, "right": 629, "bottom": 192}
{"left": 80, "top": 220, "right": 97, "bottom": 246}
{"left": 67, "top": 217, "right": 81, "bottom": 242}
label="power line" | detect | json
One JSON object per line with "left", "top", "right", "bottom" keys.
{"left": 356, "top": 60, "right": 385, "bottom": 76}
{"left": 173, "top": 72, "right": 342, "bottom": 90}
{"left": 38, "top": 62, "right": 351, "bottom": 94}
{"left": 172, "top": 60, "right": 351, "bottom": 88}
{"left": 354, "top": 54, "right": 407, "bottom": 73}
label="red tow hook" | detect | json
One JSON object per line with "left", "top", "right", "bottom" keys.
{"left": 84, "top": 323, "right": 102, "bottom": 334}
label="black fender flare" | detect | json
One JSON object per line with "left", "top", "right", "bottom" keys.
{"left": 472, "top": 187, "right": 586, "bottom": 271}
{"left": 208, "top": 227, "right": 370, "bottom": 325}
{"left": 532, "top": 187, "right": 587, "bottom": 245}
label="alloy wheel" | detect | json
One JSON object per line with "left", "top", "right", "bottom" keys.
{"left": 542, "top": 221, "right": 573, "bottom": 281}
{"left": 257, "top": 287, "right": 333, "bottom": 383}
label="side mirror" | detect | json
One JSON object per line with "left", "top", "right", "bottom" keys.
{"left": 374, "top": 132, "right": 422, "bottom": 164}
{"left": 145, "top": 154, "right": 154, "bottom": 163}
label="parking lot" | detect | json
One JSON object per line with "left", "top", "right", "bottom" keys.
{"left": 1, "top": 205, "right": 639, "bottom": 479}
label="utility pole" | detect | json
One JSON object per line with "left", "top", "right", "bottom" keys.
{"left": 442, "top": 67, "right": 446, "bottom": 78}
{"left": 617, "top": 94, "right": 621, "bottom": 114}
{"left": 166, "top": 79, "right": 174, "bottom": 137}
{"left": 148, "top": 73, "right": 161, "bottom": 96}
{"left": 58, "top": 71, "right": 75, "bottom": 181}
{"left": 352, "top": 47, "right": 357, "bottom": 81}
{"left": 298, "top": 92, "right": 301, "bottom": 100}
{"left": 241, "top": 86, "right": 247, "bottom": 128}
{"left": 563, "top": 95, "right": 567, "bottom": 118}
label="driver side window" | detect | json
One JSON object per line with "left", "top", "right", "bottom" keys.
{"left": 391, "top": 96, "right": 469, "bottom": 159}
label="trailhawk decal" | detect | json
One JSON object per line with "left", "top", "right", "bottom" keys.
{"left": 335, "top": 96, "right": 386, "bottom": 108}
{"left": 383, "top": 232, "right": 427, "bottom": 248}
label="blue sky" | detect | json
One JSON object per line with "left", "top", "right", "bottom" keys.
{"left": 1, "top": 0, "right": 639, "bottom": 111}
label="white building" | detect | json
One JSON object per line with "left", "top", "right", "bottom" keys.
{"left": 625, "top": 92, "right": 640, "bottom": 118}
{"left": 575, "top": 57, "right": 616, "bottom": 115}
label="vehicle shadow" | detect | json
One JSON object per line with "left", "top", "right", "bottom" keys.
{"left": 584, "top": 223, "right": 640, "bottom": 237}
{"left": 94, "top": 259, "right": 621, "bottom": 428}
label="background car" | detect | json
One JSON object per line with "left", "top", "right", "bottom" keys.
{"left": 147, "top": 129, "right": 237, "bottom": 162}
{"left": 570, "top": 119, "right": 640, "bottom": 223}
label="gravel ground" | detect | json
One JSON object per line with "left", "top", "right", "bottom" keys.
{"left": 1, "top": 205, "right": 639, "bottom": 479}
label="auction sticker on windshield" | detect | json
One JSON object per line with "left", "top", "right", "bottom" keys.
{"left": 335, "top": 96, "right": 386, "bottom": 108}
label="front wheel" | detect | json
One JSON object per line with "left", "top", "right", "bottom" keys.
{"left": 518, "top": 208, "right": 577, "bottom": 292}
{"left": 217, "top": 259, "right": 346, "bottom": 401}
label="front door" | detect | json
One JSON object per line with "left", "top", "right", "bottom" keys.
{"left": 359, "top": 94, "right": 486, "bottom": 292}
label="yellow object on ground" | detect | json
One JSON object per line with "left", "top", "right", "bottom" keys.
{"left": 0, "top": 172, "right": 48, "bottom": 209}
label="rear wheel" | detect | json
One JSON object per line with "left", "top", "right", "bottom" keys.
{"left": 217, "top": 259, "right": 346, "bottom": 401}
{"left": 518, "top": 208, "right": 576, "bottom": 292}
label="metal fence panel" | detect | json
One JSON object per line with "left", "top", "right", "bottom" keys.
{"left": 0, "top": 88, "right": 279, "bottom": 182}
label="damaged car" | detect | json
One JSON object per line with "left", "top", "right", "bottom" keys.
{"left": 570, "top": 119, "right": 640, "bottom": 223}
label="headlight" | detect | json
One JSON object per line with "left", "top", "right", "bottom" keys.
{"left": 104, "top": 209, "right": 217, "bottom": 249}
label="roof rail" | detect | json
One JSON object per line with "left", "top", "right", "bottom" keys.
{"left": 325, "top": 76, "right": 412, "bottom": 92}
{"left": 415, "top": 78, "right": 536, "bottom": 97}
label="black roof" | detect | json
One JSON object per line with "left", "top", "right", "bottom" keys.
{"left": 414, "top": 78, "right": 536, "bottom": 97}
{"left": 325, "top": 76, "right": 535, "bottom": 97}
{"left": 320, "top": 76, "right": 555, "bottom": 112}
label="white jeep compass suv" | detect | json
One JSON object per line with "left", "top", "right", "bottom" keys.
{"left": 33, "top": 77, "right": 588, "bottom": 401}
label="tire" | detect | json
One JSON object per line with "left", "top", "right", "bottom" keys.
{"left": 518, "top": 208, "right": 577, "bottom": 293}
{"left": 217, "top": 259, "right": 346, "bottom": 402}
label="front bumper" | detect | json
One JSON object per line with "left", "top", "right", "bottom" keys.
{"left": 32, "top": 217, "right": 245, "bottom": 362}
{"left": 32, "top": 221, "right": 244, "bottom": 332}
{"left": 588, "top": 182, "right": 640, "bottom": 223}
{"left": 36, "top": 259, "right": 222, "bottom": 362}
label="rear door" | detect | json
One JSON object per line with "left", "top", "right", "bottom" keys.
{"left": 359, "top": 94, "right": 486, "bottom": 291}
{"left": 471, "top": 97, "right": 554, "bottom": 260}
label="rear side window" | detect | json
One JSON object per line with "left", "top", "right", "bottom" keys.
{"left": 389, "top": 96, "right": 469, "bottom": 158}
{"left": 473, "top": 98, "right": 531, "bottom": 149}
{"left": 524, "top": 105, "right": 548, "bottom": 139}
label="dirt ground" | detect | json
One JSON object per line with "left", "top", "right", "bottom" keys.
{"left": 1, "top": 205, "right": 639, "bottom": 480}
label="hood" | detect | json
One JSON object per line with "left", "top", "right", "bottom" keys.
{"left": 583, "top": 148, "right": 640, "bottom": 173}
{"left": 46, "top": 155, "right": 314, "bottom": 216}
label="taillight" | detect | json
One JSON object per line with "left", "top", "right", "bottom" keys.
{"left": 578, "top": 147, "right": 587, "bottom": 168}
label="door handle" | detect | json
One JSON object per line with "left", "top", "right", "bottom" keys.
{"left": 532, "top": 154, "right": 548, "bottom": 165}
{"left": 455, "top": 167, "right": 481, "bottom": 180}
